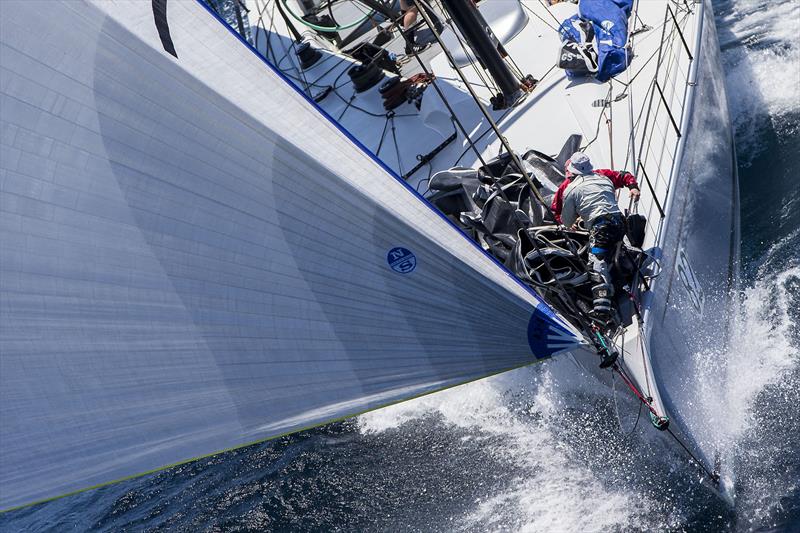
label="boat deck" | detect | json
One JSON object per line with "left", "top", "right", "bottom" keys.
{"left": 249, "top": 0, "right": 701, "bottom": 401}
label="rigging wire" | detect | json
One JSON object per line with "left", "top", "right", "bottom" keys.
{"left": 375, "top": 114, "right": 391, "bottom": 156}
{"left": 434, "top": 75, "right": 494, "bottom": 91}
{"left": 269, "top": 3, "right": 301, "bottom": 69}
{"left": 305, "top": 54, "right": 353, "bottom": 88}
{"left": 274, "top": 0, "right": 304, "bottom": 41}
{"left": 450, "top": 63, "right": 555, "bottom": 167}
{"left": 622, "top": 0, "right": 642, "bottom": 196}
{"left": 333, "top": 2, "right": 605, "bottom": 348}
{"left": 611, "top": 331, "right": 644, "bottom": 437}
{"left": 521, "top": 2, "right": 560, "bottom": 33}
{"left": 598, "top": 85, "right": 615, "bottom": 167}
{"left": 586, "top": 4, "right": 680, "bottom": 161}
{"left": 635, "top": 3, "right": 689, "bottom": 173}
{"left": 453, "top": 114, "right": 510, "bottom": 166}
{"left": 415, "top": 161, "right": 434, "bottom": 195}
{"left": 536, "top": 0, "right": 566, "bottom": 31}
{"left": 410, "top": 0, "right": 583, "bottom": 248}
{"left": 666, "top": 426, "right": 720, "bottom": 482}
{"left": 580, "top": 94, "right": 612, "bottom": 152}
{"left": 451, "top": 64, "right": 556, "bottom": 166}
{"left": 292, "top": 41, "right": 314, "bottom": 94}
{"left": 389, "top": 114, "right": 404, "bottom": 176}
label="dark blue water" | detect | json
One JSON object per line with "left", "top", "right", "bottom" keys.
{"left": 2, "top": 0, "right": 799, "bottom": 531}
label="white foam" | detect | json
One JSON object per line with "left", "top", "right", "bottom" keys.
{"left": 724, "top": 267, "right": 799, "bottom": 440}
{"left": 359, "top": 359, "right": 675, "bottom": 530}
{"left": 717, "top": 0, "right": 800, "bottom": 159}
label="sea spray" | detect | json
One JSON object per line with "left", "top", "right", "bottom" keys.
{"left": 715, "top": 0, "right": 800, "bottom": 162}
{"left": 359, "top": 361, "right": 674, "bottom": 532}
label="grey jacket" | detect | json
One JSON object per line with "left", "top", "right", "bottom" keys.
{"left": 561, "top": 173, "right": 622, "bottom": 227}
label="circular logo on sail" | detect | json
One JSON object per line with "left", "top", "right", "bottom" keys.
{"left": 387, "top": 247, "right": 416, "bottom": 274}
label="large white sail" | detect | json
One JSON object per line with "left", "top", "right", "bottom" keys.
{"left": 0, "top": 0, "right": 582, "bottom": 510}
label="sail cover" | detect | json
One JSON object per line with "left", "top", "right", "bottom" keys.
{"left": 0, "top": 0, "right": 581, "bottom": 510}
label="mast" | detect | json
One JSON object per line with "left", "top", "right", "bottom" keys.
{"left": 437, "top": 0, "right": 524, "bottom": 107}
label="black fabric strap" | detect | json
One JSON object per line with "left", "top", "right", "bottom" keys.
{"left": 152, "top": 0, "right": 177, "bottom": 58}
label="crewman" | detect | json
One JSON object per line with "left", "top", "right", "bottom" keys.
{"left": 399, "top": 0, "right": 442, "bottom": 55}
{"left": 551, "top": 152, "right": 640, "bottom": 319}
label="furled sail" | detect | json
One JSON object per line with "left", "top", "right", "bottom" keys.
{"left": 0, "top": 0, "right": 582, "bottom": 510}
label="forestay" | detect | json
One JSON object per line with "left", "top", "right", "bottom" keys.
{"left": 0, "top": 0, "right": 582, "bottom": 510}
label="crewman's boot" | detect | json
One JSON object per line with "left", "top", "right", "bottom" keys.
{"left": 429, "top": 15, "right": 444, "bottom": 34}
{"left": 591, "top": 282, "right": 614, "bottom": 319}
{"left": 403, "top": 29, "right": 417, "bottom": 55}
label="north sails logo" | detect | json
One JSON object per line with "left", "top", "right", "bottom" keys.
{"left": 387, "top": 247, "right": 416, "bottom": 274}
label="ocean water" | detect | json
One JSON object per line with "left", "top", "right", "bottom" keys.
{"left": 2, "top": 0, "right": 799, "bottom": 531}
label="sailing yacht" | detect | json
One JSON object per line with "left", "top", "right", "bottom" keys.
{"left": 245, "top": 0, "right": 740, "bottom": 491}
{"left": 0, "top": 0, "right": 738, "bottom": 511}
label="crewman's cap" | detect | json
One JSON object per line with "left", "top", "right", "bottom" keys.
{"left": 567, "top": 152, "right": 594, "bottom": 175}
